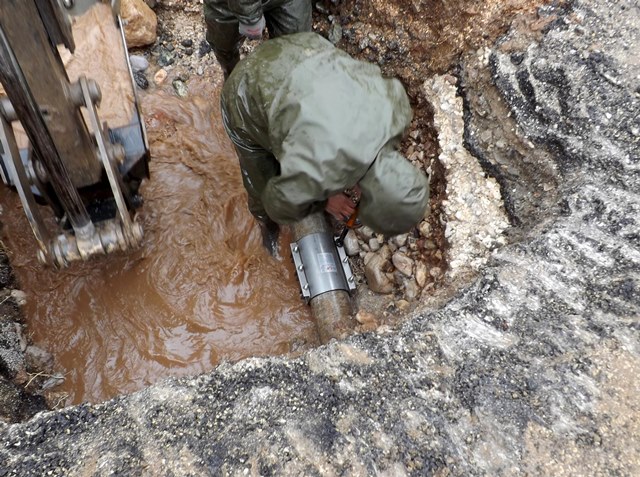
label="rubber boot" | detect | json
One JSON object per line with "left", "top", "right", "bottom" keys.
{"left": 259, "top": 219, "right": 280, "bottom": 256}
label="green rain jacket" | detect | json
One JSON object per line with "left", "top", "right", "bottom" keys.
{"left": 221, "top": 32, "right": 430, "bottom": 235}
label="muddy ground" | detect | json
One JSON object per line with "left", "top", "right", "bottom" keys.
{"left": 1, "top": 0, "right": 639, "bottom": 475}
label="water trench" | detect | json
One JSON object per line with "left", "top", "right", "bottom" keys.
{"left": 0, "top": 82, "right": 320, "bottom": 405}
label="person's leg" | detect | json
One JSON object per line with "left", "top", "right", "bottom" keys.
{"left": 233, "top": 144, "right": 282, "bottom": 254}
{"left": 203, "top": 0, "right": 243, "bottom": 78}
{"left": 264, "top": 0, "right": 312, "bottom": 38}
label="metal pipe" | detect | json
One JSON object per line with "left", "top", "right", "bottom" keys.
{"left": 291, "top": 212, "right": 355, "bottom": 344}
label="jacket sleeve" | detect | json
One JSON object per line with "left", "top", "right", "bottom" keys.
{"left": 227, "top": 0, "right": 263, "bottom": 24}
{"left": 262, "top": 171, "right": 327, "bottom": 224}
{"left": 260, "top": 99, "right": 379, "bottom": 224}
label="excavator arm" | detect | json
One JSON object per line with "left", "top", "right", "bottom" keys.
{"left": 0, "top": 0, "right": 149, "bottom": 267}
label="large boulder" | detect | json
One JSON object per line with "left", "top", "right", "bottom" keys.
{"left": 120, "top": 0, "right": 157, "bottom": 48}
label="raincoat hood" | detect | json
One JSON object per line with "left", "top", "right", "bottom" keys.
{"left": 358, "top": 149, "right": 430, "bottom": 235}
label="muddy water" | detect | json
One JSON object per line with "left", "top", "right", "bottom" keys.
{"left": 0, "top": 82, "right": 317, "bottom": 405}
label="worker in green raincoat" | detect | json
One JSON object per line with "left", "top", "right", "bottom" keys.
{"left": 220, "top": 32, "right": 430, "bottom": 252}
{"left": 204, "top": 0, "right": 312, "bottom": 78}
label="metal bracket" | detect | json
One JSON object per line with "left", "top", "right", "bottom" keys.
{"left": 336, "top": 241, "right": 357, "bottom": 293}
{"left": 0, "top": 110, "right": 51, "bottom": 262}
{"left": 291, "top": 243, "right": 311, "bottom": 301}
{"left": 290, "top": 232, "right": 356, "bottom": 303}
{"left": 78, "top": 75, "right": 141, "bottom": 249}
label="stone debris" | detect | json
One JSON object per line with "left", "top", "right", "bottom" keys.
{"left": 363, "top": 253, "right": 394, "bottom": 294}
{"left": 391, "top": 251, "right": 414, "bottom": 277}
{"left": 172, "top": 79, "right": 188, "bottom": 97}
{"left": 423, "top": 76, "right": 510, "bottom": 278}
{"left": 342, "top": 230, "right": 360, "bottom": 256}
{"left": 129, "top": 54, "right": 150, "bottom": 73}
{"left": 153, "top": 68, "right": 168, "bottom": 85}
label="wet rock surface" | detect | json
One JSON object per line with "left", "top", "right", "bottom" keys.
{"left": 0, "top": 249, "right": 48, "bottom": 423}
{"left": 1, "top": 0, "right": 639, "bottom": 475}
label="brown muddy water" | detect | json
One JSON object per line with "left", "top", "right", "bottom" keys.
{"left": 0, "top": 82, "right": 317, "bottom": 405}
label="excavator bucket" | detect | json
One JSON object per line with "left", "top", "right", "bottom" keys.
{"left": 0, "top": 0, "right": 149, "bottom": 267}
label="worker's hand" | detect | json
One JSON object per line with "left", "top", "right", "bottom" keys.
{"left": 325, "top": 192, "right": 357, "bottom": 222}
{"left": 239, "top": 15, "right": 266, "bottom": 40}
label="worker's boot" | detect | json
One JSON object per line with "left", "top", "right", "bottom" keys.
{"left": 259, "top": 218, "right": 280, "bottom": 256}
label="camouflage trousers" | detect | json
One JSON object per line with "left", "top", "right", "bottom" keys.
{"left": 203, "top": 0, "right": 312, "bottom": 78}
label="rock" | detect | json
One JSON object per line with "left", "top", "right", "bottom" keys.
{"left": 429, "top": 267, "right": 443, "bottom": 279}
{"left": 142, "top": 0, "right": 156, "bottom": 8}
{"left": 392, "top": 252, "right": 414, "bottom": 277}
{"left": 343, "top": 230, "right": 360, "bottom": 256}
{"left": 403, "top": 279, "right": 420, "bottom": 300}
{"left": 368, "top": 237, "right": 381, "bottom": 252}
{"left": 181, "top": 39, "right": 193, "bottom": 48}
{"left": 392, "top": 270, "right": 405, "bottom": 286}
{"left": 133, "top": 71, "right": 149, "bottom": 90}
{"left": 176, "top": 71, "right": 190, "bottom": 82}
{"left": 356, "top": 226, "right": 375, "bottom": 241}
{"left": 378, "top": 244, "right": 392, "bottom": 261}
{"left": 129, "top": 54, "right": 149, "bottom": 72}
{"left": 10, "top": 290, "right": 26, "bottom": 306}
{"left": 423, "top": 239, "right": 438, "bottom": 250}
{"left": 415, "top": 261, "right": 428, "bottom": 287}
{"left": 158, "top": 50, "right": 175, "bottom": 67}
{"left": 391, "top": 234, "right": 408, "bottom": 248}
{"left": 418, "top": 221, "right": 431, "bottom": 237}
{"left": 198, "top": 40, "right": 212, "bottom": 57}
{"left": 25, "top": 346, "right": 53, "bottom": 373}
{"left": 355, "top": 311, "right": 377, "bottom": 325}
{"left": 121, "top": 0, "right": 157, "bottom": 48}
{"left": 396, "top": 300, "right": 410, "bottom": 311}
{"left": 364, "top": 254, "right": 393, "bottom": 294}
{"left": 328, "top": 23, "right": 343, "bottom": 44}
{"left": 172, "top": 79, "right": 188, "bottom": 97}
{"left": 153, "top": 68, "right": 167, "bottom": 85}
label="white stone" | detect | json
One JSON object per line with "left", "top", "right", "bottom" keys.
{"left": 391, "top": 233, "right": 408, "bottom": 247}
{"left": 415, "top": 262, "right": 428, "bottom": 287}
{"left": 129, "top": 54, "right": 149, "bottom": 72}
{"left": 364, "top": 255, "right": 394, "bottom": 294}
{"left": 342, "top": 230, "right": 360, "bottom": 256}
{"left": 392, "top": 252, "right": 414, "bottom": 277}
{"left": 356, "top": 226, "right": 375, "bottom": 241}
{"left": 418, "top": 221, "right": 431, "bottom": 237}
{"left": 403, "top": 279, "right": 420, "bottom": 300}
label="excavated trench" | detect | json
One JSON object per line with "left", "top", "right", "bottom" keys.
{"left": 1, "top": 0, "right": 639, "bottom": 474}
{"left": 2, "top": 0, "right": 553, "bottom": 412}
